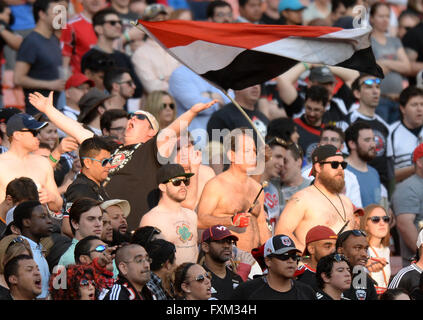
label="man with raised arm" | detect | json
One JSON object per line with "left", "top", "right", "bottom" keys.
{"left": 29, "top": 91, "right": 217, "bottom": 230}
{"left": 197, "top": 128, "right": 271, "bottom": 252}
{"left": 275, "top": 144, "right": 354, "bottom": 252}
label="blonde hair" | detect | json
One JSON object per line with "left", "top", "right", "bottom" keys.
{"left": 144, "top": 91, "right": 176, "bottom": 129}
{"left": 0, "top": 235, "right": 33, "bottom": 274}
{"left": 360, "top": 204, "right": 390, "bottom": 247}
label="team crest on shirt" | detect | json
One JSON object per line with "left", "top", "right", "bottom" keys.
{"left": 373, "top": 129, "right": 386, "bottom": 157}
{"left": 109, "top": 143, "right": 142, "bottom": 174}
{"left": 356, "top": 289, "right": 367, "bottom": 300}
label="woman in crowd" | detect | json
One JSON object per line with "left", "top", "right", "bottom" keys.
{"left": 173, "top": 262, "right": 212, "bottom": 300}
{"left": 143, "top": 91, "right": 177, "bottom": 129}
{"left": 360, "top": 204, "right": 392, "bottom": 295}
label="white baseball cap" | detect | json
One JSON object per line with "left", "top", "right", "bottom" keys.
{"left": 100, "top": 199, "right": 131, "bottom": 218}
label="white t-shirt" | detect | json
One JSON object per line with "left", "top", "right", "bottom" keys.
{"left": 368, "top": 245, "right": 391, "bottom": 292}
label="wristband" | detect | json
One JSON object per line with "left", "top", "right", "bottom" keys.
{"left": 49, "top": 154, "right": 58, "bottom": 163}
{"left": 302, "top": 62, "right": 310, "bottom": 70}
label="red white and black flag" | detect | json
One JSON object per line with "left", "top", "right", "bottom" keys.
{"left": 136, "top": 20, "right": 383, "bottom": 91}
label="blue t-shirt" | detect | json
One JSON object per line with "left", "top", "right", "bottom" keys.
{"left": 346, "top": 165, "right": 381, "bottom": 207}
{"left": 16, "top": 31, "right": 62, "bottom": 114}
{"left": 10, "top": 4, "right": 35, "bottom": 31}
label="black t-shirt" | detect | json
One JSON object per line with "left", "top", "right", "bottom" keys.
{"left": 343, "top": 273, "right": 378, "bottom": 300}
{"left": 293, "top": 115, "right": 322, "bottom": 165}
{"left": 81, "top": 47, "right": 143, "bottom": 98}
{"left": 0, "top": 286, "right": 12, "bottom": 300}
{"left": 259, "top": 13, "right": 286, "bottom": 25}
{"left": 402, "top": 22, "right": 423, "bottom": 85}
{"left": 207, "top": 103, "right": 269, "bottom": 144}
{"left": 296, "top": 264, "right": 318, "bottom": 291}
{"left": 203, "top": 264, "right": 244, "bottom": 300}
{"left": 316, "top": 289, "right": 350, "bottom": 300}
{"left": 105, "top": 135, "right": 163, "bottom": 231}
{"left": 230, "top": 276, "right": 316, "bottom": 300}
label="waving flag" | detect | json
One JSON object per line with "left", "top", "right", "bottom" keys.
{"left": 135, "top": 20, "right": 383, "bottom": 91}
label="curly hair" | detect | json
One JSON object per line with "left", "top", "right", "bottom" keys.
{"left": 49, "top": 264, "right": 106, "bottom": 300}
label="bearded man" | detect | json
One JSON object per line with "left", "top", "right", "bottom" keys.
{"left": 275, "top": 145, "right": 354, "bottom": 252}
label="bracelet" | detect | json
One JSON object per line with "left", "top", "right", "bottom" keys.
{"left": 49, "top": 154, "right": 58, "bottom": 163}
{"left": 302, "top": 62, "right": 310, "bottom": 70}
{"left": 123, "top": 31, "right": 131, "bottom": 43}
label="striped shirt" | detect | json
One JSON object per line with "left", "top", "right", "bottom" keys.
{"left": 388, "top": 263, "right": 422, "bottom": 293}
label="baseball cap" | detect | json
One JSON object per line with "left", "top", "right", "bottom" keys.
{"left": 156, "top": 163, "right": 195, "bottom": 185}
{"left": 412, "top": 143, "right": 423, "bottom": 163}
{"left": 416, "top": 70, "right": 423, "bottom": 89}
{"left": 311, "top": 144, "right": 343, "bottom": 164}
{"left": 143, "top": 4, "right": 167, "bottom": 20}
{"left": 0, "top": 107, "right": 22, "bottom": 124}
{"left": 416, "top": 229, "right": 423, "bottom": 248}
{"left": 65, "top": 72, "right": 95, "bottom": 90}
{"left": 77, "top": 88, "right": 111, "bottom": 123}
{"left": 302, "top": 225, "right": 337, "bottom": 256}
{"left": 264, "top": 234, "right": 301, "bottom": 257}
{"left": 6, "top": 113, "right": 48, "bottom": 137}
{"left": 131, "top": 110, "right": 159, "bottom": 133}
{"left": 201, "top": 225, "right": 239, "bottom": 242}
{"left": 353, "top": 205, "right": 365, "bottom": 217}
{"left": 309, "top": 66, "right": 336, "bottom": 84}
{"left": 100, "top": 199, "right": 131, "bottom": 218}
{"left": 279, "top": 0, "right": 306, "bottom": 11}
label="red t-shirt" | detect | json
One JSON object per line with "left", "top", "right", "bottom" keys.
{"left": 60, "top": 13, "right": 97, "bottom": 74}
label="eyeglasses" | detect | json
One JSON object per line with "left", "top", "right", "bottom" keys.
{"left": 161, "top": 103, "right": 175, "bottom": 110}
{"left": 321, "top": 136, "right": 341, "bottom": 143}
{"left": 19, "top": 129, "right": 38, "bottom": 137}
{"left": 190, "top": 272, "right": 212, "bottom": 283}
{"left": 360, "top": 78, "right": 381, "bottom": 86}
{"left": 270, "top": 252, "right": 301, "bottom": 262}
{"left": 104, "top": 20, "right": 122, "bottom": 26}
{"left": 129, "top": 113, "right": 153, "bottom": 129}
{"left": 90, "top": 245, "right": 107, "bottom": 253}
{"left": 319, "top": 161, "right": 348, "bottom": 170}
{"left": 368, "top": 216, "right": 390, "bottom": 224}
{"left": 80, "top": 279, "right": 95, "bottom": 287}
{"left": 81, "top": 157, "right": 113, "bottom": 167}
{"left": 168, "top": 177, "right": 190, "bottom": 187}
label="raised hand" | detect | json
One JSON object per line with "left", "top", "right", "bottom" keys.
{"left": 190, "top": 99, "right": 219, "bottom": 114}
{"left": 57, "top": 136, "right": 79, "bottom": 154}
{"left": 28, "top": 91, "right": 54, "bottom": 113}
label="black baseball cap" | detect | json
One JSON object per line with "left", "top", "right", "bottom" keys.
{"left": 6, "top": 113, "right": 47, "bottom": 137}
{"left": 156, "top": 163, "right": 194, "bottom": 185}
{"left": 309, "top": 66, "right": 335, "bottom": 84}
{"left": 0, "top": 107, "right": 22, "bottom": 124}
{"left": 311, "top": 144, "right": 343, "bottom": 164}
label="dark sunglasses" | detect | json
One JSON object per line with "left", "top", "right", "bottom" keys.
{"left": 193, "top": 272, "right": 212, "bottom": 283}
{"left": 7, "top": 236, "right": 25, "bottom": 250}
{"left": 368, "top": 216, "right": 390, "bottom": 224}
{"left": 168, "top": 177, "right": 190, "bottom": 186}
{"left": 161, "top": 103, "right": 175, "bottom": 110}
{"left": 129, "top": 113, "right": 153, "bottom": 129}
{"left": 19, "top": 129, "right": 38, "bottom": 137}
{"left": 80, "top": 279, "right": 95, "bottom": 287}
{"left": 319, "top": 161, "right": 348, "bottom": 170}
{"left": 333, "top": 253, "right": 348, "bottom": 263}
{"left": 338, "top": 229, "right": 367, "bottom": 247}
{"left": 90, "top": 245, "right": 107, "bottom": 253}
{"left": 146, "top": 227, "right": 162, "bottom": 244}
{"left": 104, "top": 20, "right": 122, "bottom": 26}
{"left": 81, "top": 157, "right": 113, "bottom": 167}
{"left": 361, "top": 78, "right": 381, "bottom": 86}
{"left": 271, "top": 252, "right": 301, "bottom": 262}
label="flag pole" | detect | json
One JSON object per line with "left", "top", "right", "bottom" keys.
{"left": 130, "top": 21, "right": 266, "bottom": 147}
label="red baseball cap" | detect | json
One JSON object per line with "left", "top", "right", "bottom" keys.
{"left": 65, "top": 72, "right": 95, "bottom": 90}
{"left": 413, "top": 143, "right": 423, "bottom": 163}
{"left": 201, "top": 225, "right": 239, "bottom": 242}
{"left": 302, "top": 225, "right": 337, "bottom": 256}
{"left": 353, "top": 205, "right": 365, "bottom": 217}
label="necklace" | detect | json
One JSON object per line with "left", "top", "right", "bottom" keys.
{"left": 313, "top": 184, "right": 347, "bottom": 223}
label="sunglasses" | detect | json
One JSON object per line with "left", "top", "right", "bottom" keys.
{"left": 146, "top": 227, "right": 162, "bottom": 244}
{"left": 81, "top": 157, "right": 113, "bottom": 167}
{"left": 333, "top": 253, "right": 348, "bottom": 263}
{"left": 368, "top": 216, "right": 390, "bottom": 224}
{"left": 271, "top": 252, "right": 301, "bottom": 262}
{"left": 7, "top": 236, "right": 25, "bottom": 250}
{"left": 104, "top": 20, "right": 122, "bottom": 26}
{"left": 19, "top": 129, "right": 38, "bottom": 137}
{"left": 80, "top": 279, "right": 95, "bottom": 287}
{"left": 90, "top": 245, "right": 107, "bottom": 253}
{"left": 192, "top": 272, "right": 212, "bottom": 283}
{"left": 361, "top": 78, "right": 381, "bottom": 86}
{"left": 161, "top": 103, "right": 175, "bottom": 110}
{"left": 129, "top": 113, "right": 153, "bottom": 129}
{"left": 319, "top": 161, "right": 348, "bottom": 169}
{"left": 168, "top": 177, "right": 190, "bottom": 186}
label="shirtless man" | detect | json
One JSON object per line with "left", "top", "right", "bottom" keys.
{"left": 139, "top": 163, "right": 198, "bottom": 265}
{"left": 175, "top": 133, "right": 216, "bottom": 210}
{"left": 0, "top": 113, "right": 62, "bottom": 212}
{"left": 197, "top": 128, "right": 271, "bottom": 252}
{"left": 275, "top": 144, "right": 354, "bottom": 252}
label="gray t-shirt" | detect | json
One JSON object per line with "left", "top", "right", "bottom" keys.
{"left": 392, "top": 174, "right": 423, "bottom": 266}
{"left": 371, "top": 36, "right": 404, "bottom": 95}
